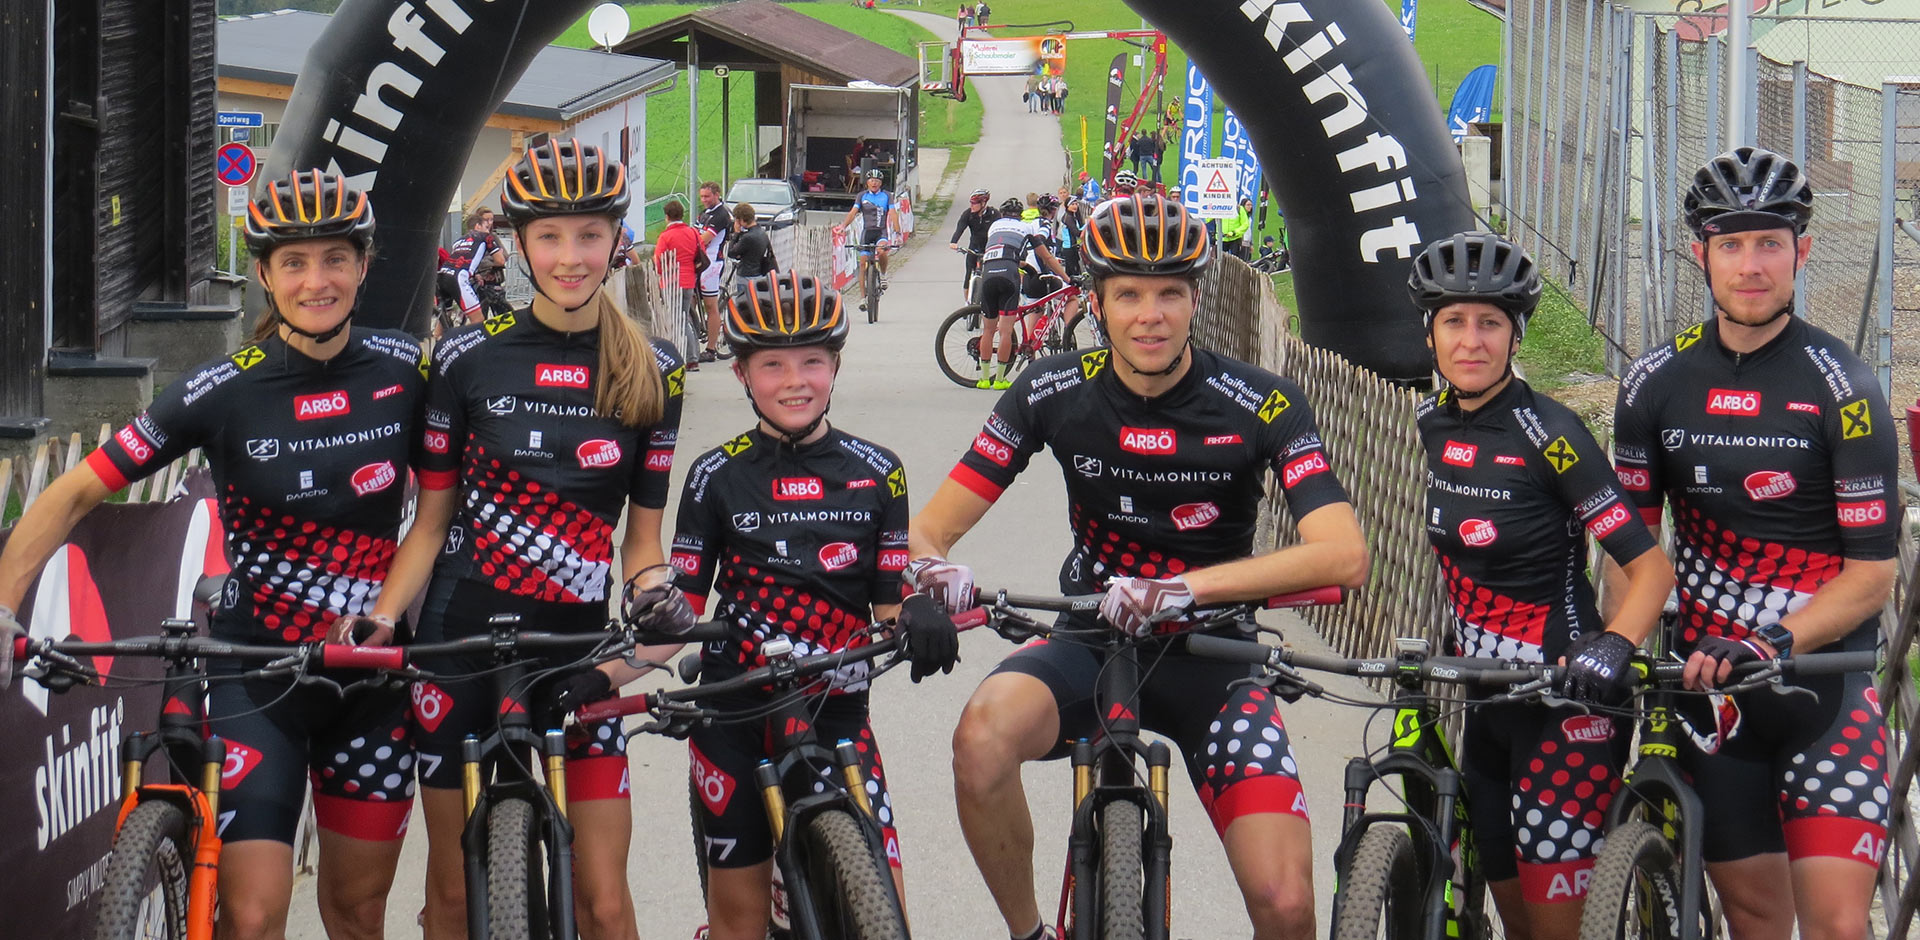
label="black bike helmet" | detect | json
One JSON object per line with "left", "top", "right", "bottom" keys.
{"left": 725, "top": 272, "right": 849, "bottom": 355}
{"left": 1036, "top": 193, "right": 1060, "bottom": 212}
{"left": 1408, "top": 232, "right": 1541, "bottom": 338}
{"left": 1081, "top": 193, "right": 1211, "bottom": 280}
{"left": 1684, "top": 146, "right": 1813, "bottom": 239}
{"left": 1000, "top": 198, "right": 1025, "bottom": 217}
{"left": 244, "top": 169, "right": 375, "bottom": 257}
{"left": 500, "top": 138, "right": 631, "bottom": 228}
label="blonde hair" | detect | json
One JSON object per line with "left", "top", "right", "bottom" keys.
{"left": 587, "top": 289, "right": 666, "bottom": 428}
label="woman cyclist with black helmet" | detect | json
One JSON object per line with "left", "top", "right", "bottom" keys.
{"left": 353, "top": 139, "right": 688, "bottom": 940}
{"left": 1409, "top": 232, "right": 1673, "bottom": 939}
{"left": 668, "top": 272, "right": 959, "bottom": 939}
{"left": 0, "top": 170, "right": 425, "bottom": 939}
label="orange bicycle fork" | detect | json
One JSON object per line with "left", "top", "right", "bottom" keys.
{"left": 116, "top": 730, "right": 228, "bottom": 940}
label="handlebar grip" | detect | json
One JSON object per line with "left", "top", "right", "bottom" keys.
{"left": 321, "top": 645, "right": 407, "bottom": 671}
{"left": 1262, "top": 586, "right": 1348, "bottom": 609}
{"left": 1184, "top": 633, "right": 1276, "bottom": 666}
{"left": 577, "top": 693, "right": 652, "bottom": 724}
{"left": 1786, "top": 649, "right": 1879, "bottom": 675}
{"left": 12, "top": 636, "right": 27, "bottom": 662}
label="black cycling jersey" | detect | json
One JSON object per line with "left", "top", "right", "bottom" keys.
{"left": 950, "top": 346, "right": 1349, "bottom": 597}
{"left": 421, "top": 309, "right": 684, "bottom": 605}
{"left": 439, "top": 232, "right": 500, "bottom": 276}
{"left": 1612, "top": 316, "right": 1899, "bottom": 651}
{"left": 980, "top": 217, "right": 1045, "bottom": 268}
{"left": 670, "top": 426, "right": 910, "bottom": 677}
{"left": 89, "top": 329, "right": 427, "bottom": 643}
{"left": 1418, "top": 379, "right": 1657, "bottom": 664}
{"left": 949, "top": 206, "right": 996, "bottom": 251}
{"left": 699, "top": 202, "right": 732, "bottom": 254}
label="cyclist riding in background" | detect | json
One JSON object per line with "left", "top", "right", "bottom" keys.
{"left": 833, "top": 169, "right": 900, "bottom": 292}
{"left": 1604, "top": 146, "right": 1899, "bottom": 940}
{"left": 950, "top": 188, "right": 998, "bottom": 294}
{"left": 1411, "top": 232, "right": 1674, "bottom": 939}
{"left": 668, "top": 272, "right": 960, "bottom": 940}
{"left": 971, "top": 197, "right": 1069, "bottom": 390}
{"left": 438, "top": 207, "right": 506, "bottom": 324}
{"left": 907, "top": 194, "right": 1369, "bottom": 940}
{"left": 0, "top": 170, "right": 423, "bottom": 940}
{"left": 353, "top": 139, "right": 688, "bottom": 940}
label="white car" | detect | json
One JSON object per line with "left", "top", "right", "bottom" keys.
{"left": 725, "top": 178, "right": 805, "bottom": 230}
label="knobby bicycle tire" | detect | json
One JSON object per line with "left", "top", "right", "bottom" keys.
{"left": 865, "top": 265, "right": 881, "bottom": 324}
{"left": 486, "top": 797, "right": 553, "bottom": 940}
{"left": 1099, "top": 801, "right": 1148, "bottom": 940}
{"left": 1331, "top": 826, "right": 1424, "bottom": 940}
{"left": 1578, "top": 821, "right": 1692, "bottom": 940}
{"left": 88, "top": 800, "right": 193, "bottom": 940}
{"left": 798, "top": 808, "right": 908, "bottom": 940}
{"left": 1063, "top": 311, "right": 1105, "bottom": 351}
{"left": 935, "top": 306, "right": 988, "bottom": 388}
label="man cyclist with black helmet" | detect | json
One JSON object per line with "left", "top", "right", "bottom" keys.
{"left": 0, "top": 170, "right": 423, "bottom": 939}
{"left": 668, "top": 272, "right": 959, "bottom": 939}
{"left": 1604, "top": 146, "right": 1898, "bottom": 940}
{"left": 1411, "top": 232, "right": 1674, "bottom": 937}
{"left": 907, "top": 194, "right": 1368, "bottom": 940}
{"left": 833, "top": 170, "right": 900, "bottom": 301}
{"left": 971, "top": 197, "right": 1070, "bottom": 390}
{"left": 950, "top": 188, "right": 997, "bottom": 297}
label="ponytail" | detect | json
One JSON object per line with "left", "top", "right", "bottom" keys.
{"left": 590, "top": 290, "right": 666, "bottom": 428}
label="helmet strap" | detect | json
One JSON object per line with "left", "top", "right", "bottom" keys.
{"left": 520, "top": 241, "right": 621, "bottom": 315}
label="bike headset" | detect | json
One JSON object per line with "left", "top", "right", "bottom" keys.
{"left": 243, "top": 169, "right": 376, "bottom": 344}
{"left": 1080, "top": 193, "right": 1212, "bottom": 378}
{"left": 1683, "top": 145, "right": 1814, "bottom": 329}
{"left": 499, "top": 138, "right": 632, "bottom": 314}
{"left": 723, "top": 271, "right": 851, "bottom": 446}
{"left": 1407, "top": 232, "right": 1541, "bottom": 402}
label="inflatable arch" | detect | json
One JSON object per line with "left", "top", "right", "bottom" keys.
{"left": 268, "top": 0, "right": 1473, "bottom": 381}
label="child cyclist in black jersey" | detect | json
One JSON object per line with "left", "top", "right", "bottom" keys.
{"left": 0, "top": 171, "right": 424, "bottom": 939}
{"left": 1410, "top": 232, "right": 1674, "bottom": 940}
{"left": 347, "top": 140, "right": 692, "bottom": 940}
{"left": 667, "top": 272, "right": 960, "bottom": 939}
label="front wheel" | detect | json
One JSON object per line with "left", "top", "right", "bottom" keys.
{"left": 1099, "top": 801, "right": 1147, "bottom": 940}
{"left": 1331, "top": 826, "right": 1424, "bottom": 940}
{"left": 934, "top": 306, "right": 987, "bottom": 388}
{"left": 486, "top": 797, "right": 554, "bottom": 940}
{"left": 796, "top": 809, "right": 908, "bottom": 940}
{"left": 1063, "top": 311, "right": 1105, "bottom": 350}
{"left": 88, "top": 800, "right": 193, "bottom": 940}
{"left": 864, "top": 263, "right": 881, "bottom": 323}
{"left": 1578, "top": 821, "right": 1690, "bottom": 940}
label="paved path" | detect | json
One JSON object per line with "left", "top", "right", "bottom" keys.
{"left": 289, "top": 13, "right": 1386, "bottom": 938}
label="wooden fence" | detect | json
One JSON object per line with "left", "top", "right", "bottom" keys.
{"left": 2, "top": 426, "right": 205, "bottom": 524}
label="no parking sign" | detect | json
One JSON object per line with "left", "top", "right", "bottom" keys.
{"left": 215, "top": 142, "right": 257, "bottom": 187}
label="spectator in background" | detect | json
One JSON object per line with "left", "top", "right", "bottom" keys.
{"left": 958, "top": 3, "right": 972, "bottom": 29}
{"left": 1079, "top": 171, "right": 1101, "bottom": 205}
{"left": 1220, "top": 197, "right": 1253, "bottom": 261}
{"left": 1054, "top": 75, "right": 1068, "bottom": 114}
{"left": 1128, "top": 132, "right": 1147, "bottom": 178}
{"left": 975, "top": 1, "right": 990, "bottom": 24}
{"left": 728, "top": 202, "right": 780, "bottom": 295}
{"left": 614, "top": 218, "right": 642, "bottom": 269}
{"left": 653, "top": 200, "right": 713, "bottom": 365}
{"left": 1146, "top": 130, "right": 1167, "bottom": 183}
{"left": 1025, "top": 72, "right": 1041, "bottom": 113}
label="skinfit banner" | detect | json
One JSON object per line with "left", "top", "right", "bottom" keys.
{"left": 1126, "top": 0, "right": 1476, "bottom": 382}
{"left": 1104, "top": 53, "right": 1127, "bottom": 180}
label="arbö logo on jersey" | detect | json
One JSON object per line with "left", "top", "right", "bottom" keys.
{"left": 1459, "top": 518, "right": 1498, "bottom": 547}
{"left": 536, "top": 363, "right": 591, "bottom": 388}
{"left": 972, "top": 432, "right": 1012, "bottom": 466}
{"left": 819, "top": 542, "right": 859, "bottom": 570}
{"left": 1441, "top": 440, "right": 1477, "bottom": 467}
{"left": 1585, "top": 503, "right": 1630, "bottom": 539}
{"left": 221, "top": 740, "right": 264, "bottom": 787}
{"left": 1838, "top": 500, "right": 1887, "bottom": 528}
{"left": 1560, "top": 713, "right": 1614, "bottom": 744}
{"left": 690, "top": 742, "right": 736, "bottom": 815}
{"left": 1705, "top": 388, "right": 1761, "bottom": 416}
{"left": 1615, "top": 467, "right": 1650, "bottom": 492}
{"left": 295, "top": 389, "right": 351, "bottom": 421}
{"left": 1172, "top": 501, "right": 1220, "bottom": 531}
{"left": 879, "top": 549, "right": 910, "bottom": 570}
{"left": 1282, "top": 453, "right": 1329, "bottom": 488}
{"left": 424, "top": 430, "right": 450, "bottom": 454}
{"left": 351, "top": 461, "right": 397, "bottom": 496}
{"left": 413, "top": 683, "right": 453, "bottom": 732}
{"left": 645, "top": 449, "right": 673, "bottom": 472}
{"left": 773, "top": 477, "right": 824, "bottom": 501}
{"left": 577, "top": 439, "right": 622, "bottom": 469}
{"left": 670, "top": 551, "right": 701, "bottom": 577}
{"left": 1119, "top": 426, "right": 1177, "bottom": 455}
{"left": 1744, "top": 470, "right": 1797, "bottom": 501}
{"left": 116, "top": 425, "right": 154, "bottom": 463}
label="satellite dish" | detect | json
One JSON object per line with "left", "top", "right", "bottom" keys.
{"left": 587, "top": 3, "right": 631, "bottom": 51}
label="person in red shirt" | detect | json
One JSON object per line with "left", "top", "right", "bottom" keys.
{"left": 654, "top": 200, "right": 712, "bottom": 367}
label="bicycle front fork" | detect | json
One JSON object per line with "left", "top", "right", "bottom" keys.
{"left": 460, "top": 730, "right": 574, "bottom": 940}
{"left": 1064, "top": 740, "right": 1173, "bottom": 940}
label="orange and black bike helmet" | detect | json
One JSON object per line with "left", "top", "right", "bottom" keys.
{"left": 1081, "top": 193, "right": 1211, "bottom": 280}
{"left": 243, "top": 169, "right": 375, "bottom": 256}
{"left": 501, "top": 138, "right": 631, "bottom": 228}
{"left": 725, "top": 272, "right": 849, "bottom": 355}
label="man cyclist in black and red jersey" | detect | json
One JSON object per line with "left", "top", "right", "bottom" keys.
{"left": 437, "top": 207, "right": 506, "bottom": 324}
{"left": 908, "top": 194, "right": 1369, "bottom": 940}
{"left": 972, "top": 197, "right": 1071, "bottom": 390}
{"left": 696, "top": 181, "right": 734, "bottom": 366}
{"left": 949, "top": 188, "right": 997, "bottom": 297}
{"left": 0, "top": 171, "right": 424, "bottom": 940}
{"left": 1411, "top": 232, "right": 1674, "bottom": 938}
{"left": 667, "top": 272, "right": 959, "bottom": 939}
{"left": 1604, "top": 147, "right": 1899, "bottom": 940}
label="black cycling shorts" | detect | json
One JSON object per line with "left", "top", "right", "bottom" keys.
{"left": 687, "top": 687, "right": 900, "bottom": 870}
{"left": 1679, "top": 631, "right": 1890, "bottom": 867}
{"left": 410, "top": 576, "right": 630, "bottom": 801}
{"left": 976, "top": 262, "right": 1023, "bottom": 320}
{"left": 989, "top": 625, "right": 1309, "bottom": 835}
{"left": 1461, "top": 700, "right": 1629, "bottom": 902}
{"left": 207, "top": 665, "right": 414, "bottom": 844}
{"left": 860, "top": 227, "right": 887, "bottom": 249}
{"left": 436, "top": 271, "right": 461, "bottom": 309}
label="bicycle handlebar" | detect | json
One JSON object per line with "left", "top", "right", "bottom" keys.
{"left": 573, "top": 633, "right": 904, "bottom": 725}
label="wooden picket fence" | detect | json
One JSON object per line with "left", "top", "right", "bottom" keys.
{"left": 1, "top": 426, "right": 205, "bottom": 525}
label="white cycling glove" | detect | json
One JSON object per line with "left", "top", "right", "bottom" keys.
{"left": 1099, "top": 576, "right": 1196, "bottom": 637}
{"left": 0, "top": 604, "right": 23, "bottom": 692}
{"left": 904, "top": 556, "right": 976, "bottom": 613}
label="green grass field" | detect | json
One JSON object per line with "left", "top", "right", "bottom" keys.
{"left": 555, "top": 2, "right": 982, "bottom": 233}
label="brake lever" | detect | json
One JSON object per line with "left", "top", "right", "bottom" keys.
{"left": 1725, "top": 660, "right": 1815, "bottom": 700}
{"left": 1229, "top": 666, "right": 1322, "bottom": 699}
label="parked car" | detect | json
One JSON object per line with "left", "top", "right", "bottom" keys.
{"left": 725, "top": 178, "right": 805, "bottom": 230}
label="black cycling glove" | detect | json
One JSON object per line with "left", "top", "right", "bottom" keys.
{"left": 899, "top": 593, "right": 960, "bottom": 683}
{"left": 549, "top": 668, "right": 615, "bottom": 717}
{"left": 1691, "top": 634, "right": 1767, "bottom": 682}
{"left": 1560, "top": 630, "right": 1637, "bottom": 705}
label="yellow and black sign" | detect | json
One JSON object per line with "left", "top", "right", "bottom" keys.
{"left": 721, "top": 433, "right": 754, "bottom": 456}
{"left": 1079, "top": 348, "right": 1109, "bottom": 379}
{"left": 666, "top": 366, "right": 686, "bottom": 398}
{"left": 483, "top": 312, "right": 516, "bottom": 335}
{"left": 1840, "top": 398, "right": 1873, "bottom": 439}
{"left": 231, "top": 345, "right": 266, "bottom": 370}
{"left": 886, "top": 466, "right": 907, "bottom": 498}
{"left": 1544, "top": 436, "right": 1580, "bottom": 474}
{"left": 1257, "top": 389, "right": 1291, "bottom": 424}
{"left": 1674, "top": 323, "right": 1703, "bottom": 352}
{"left": 416, "top": 348, "right": 432, "bottom": 379}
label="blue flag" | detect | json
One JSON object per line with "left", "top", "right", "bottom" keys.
{"left": 1400, "top": 0, "right": 1418, "bottom": 42}
{"left": 1446, "top": 64, "right": 1498, "bottom": 140}
{"left": 1179, "top": 64, "right": 1212, "bottom": 214}
{"left": 1220, "top": 110, "right": 1261, "bottom": 210}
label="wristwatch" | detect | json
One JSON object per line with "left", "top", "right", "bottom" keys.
{"left": 1752, "top": 621, "right": 1794, "bottom": 657}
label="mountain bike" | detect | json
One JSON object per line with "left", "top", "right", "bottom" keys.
{"left": 933, "top": 277, "right": 1100, "bottom": 389}
{"left": 578, "top": 621, "right": 935, "bottom": 939}
{"left": 964, "top": 585, "right": 1344, "bottom": 940}
{"left": 849, "top": 239, "right": 892, "bottom": 323}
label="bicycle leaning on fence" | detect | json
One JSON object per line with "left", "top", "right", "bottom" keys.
{"left": 933, "top": 276, "right": 1100, "bottom": 389}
